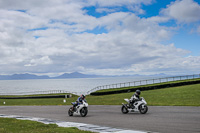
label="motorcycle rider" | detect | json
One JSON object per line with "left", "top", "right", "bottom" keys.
{"left": 72, "top": 94, "right": 86, "bottom": 111}
{"left": 129, "top": 90, "right": 141, "bottom": 108}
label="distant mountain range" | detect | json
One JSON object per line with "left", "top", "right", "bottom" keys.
{"left": 0, "top": 73, "right": 49, "bottom": 80}
{"left": 0, "top": 72, "right": 101, "bottom": 80}
{"left": 0, "top": 72, "right": 168, "bottom": 80}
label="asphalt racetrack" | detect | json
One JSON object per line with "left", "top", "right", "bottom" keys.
{"left": 0, "top": 105, "right": 199, "bottom": 133}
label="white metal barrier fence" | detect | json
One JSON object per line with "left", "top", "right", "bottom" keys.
{"left": 87, "top": 74, "right": 200, "bottom": 94}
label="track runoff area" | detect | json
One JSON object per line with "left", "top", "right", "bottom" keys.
{"left": 0, "top": 105, "right": 200, "bottom": 133}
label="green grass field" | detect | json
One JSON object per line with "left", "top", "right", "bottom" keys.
{"left": 87, "top": 83, "right": 200, "bottom": 106}
{"left": 0, "top": 117, "right": 92, "bottom": 133}
{"left": 0, "top": 83, "right": 199, "bottom": 106}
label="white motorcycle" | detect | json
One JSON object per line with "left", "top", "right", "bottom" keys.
{"left": 68, "top": 100, "right": 88, "bottom": 117}
{"left": 121, "top": 97, "right": 148, "bottom": 114}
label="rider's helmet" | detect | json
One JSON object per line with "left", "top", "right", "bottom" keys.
{"left": 136, "top": 90, "right": 141, "bottom": 96}
{"left": 81, "top": 94, "right": 85, "bottom": 99}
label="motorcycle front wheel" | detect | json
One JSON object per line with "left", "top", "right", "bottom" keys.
{"left": 139, "top": 104, "right": 148, "bottom": 114}
{"left": 80, "top": 107, "right": 88, "bottom": 117}
{"left": 121, "top": 105, "right": 128, "bottom": 114}
{"left": 68, "top": 107, "right": 73, "bottom": 116}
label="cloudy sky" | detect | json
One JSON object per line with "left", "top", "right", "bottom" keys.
{"left": 0, "top": 0, "right": 200, "bottom": 76}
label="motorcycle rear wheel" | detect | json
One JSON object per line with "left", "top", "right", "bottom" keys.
{"left": 121, "top": 105, "right": 128, "bottom": 114}
{"left": 68, "top": 107, "right": 73, "bottom": 116}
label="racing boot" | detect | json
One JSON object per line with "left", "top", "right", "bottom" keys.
{"left": 72, "top": 106, "right": 76, "bottom": 112}
{"left": 131, "top": 103, "right": 135, "bottom": 109}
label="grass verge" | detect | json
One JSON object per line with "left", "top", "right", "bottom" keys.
{"left": 0, "top": 117, "right": 92, "bottom": 133}
{"left": 0, "top": 84, "right": 199, "bottom": 106}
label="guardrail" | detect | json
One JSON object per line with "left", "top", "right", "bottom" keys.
{"left": 0, "top": 90, "right": 77, "bottom": 96}
{"left": 87, "top": 74, "right": 200, "bottom": 94}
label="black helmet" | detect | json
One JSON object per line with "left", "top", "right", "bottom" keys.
{"left": 136, "top": 90, "right": 141, "bottom": 95}
{"left": 81, "top": 94, "right": 85, "bottom": 99}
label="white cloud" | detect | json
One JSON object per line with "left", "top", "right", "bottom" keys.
{"left": 197, "top": 25, "right": 200, "bottom": 34}
{"left": 160, "top": 0, "right": 200, "bottom": 23}
{"left": 25, "top": 56, "right": 52, "bottom": 66}
{"left": 0, "top": 0, "right": 200, "bottom": 75}
{"left": 87, "top": 0, "right": 153, "bottom": 7}
{"left": 147, "top": 16, "right": 170, "bottom": 23}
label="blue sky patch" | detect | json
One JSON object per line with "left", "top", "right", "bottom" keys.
{"left": 28, "top": 27, "right": 48, "bottom": 31}
{"left": 84, "top": 26, "right": 108, "bottom": 34}
{"left": 83, "top": 6, "right": 107, "bottom": 18}
{"left": 49, "top": 19, "right": 76, "bottom": 25}
{"left": 139, "top": 0, "right": 173, "bottom": 18}
{"left": 16, "top": 9, "right": 27, "bottom": 13}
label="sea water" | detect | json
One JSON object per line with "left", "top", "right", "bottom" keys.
{"left": 0, "top": 76, "right": 161, "bottom": 95}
